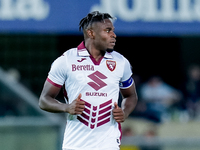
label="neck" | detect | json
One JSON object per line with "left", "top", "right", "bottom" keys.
{"left": 85, "top": 41, "right": 105, "bottom": 62}
{"left": 89, "top": 48, "right": 105, "bottom": 62}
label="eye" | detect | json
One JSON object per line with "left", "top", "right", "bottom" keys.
{"left": 106, "top": 30, "right": 110, "bottom": 33}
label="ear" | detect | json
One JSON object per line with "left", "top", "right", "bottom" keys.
{"left": 86, "top": 29, "right": 94, "bottom": 39}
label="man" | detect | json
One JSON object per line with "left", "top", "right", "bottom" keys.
{"left": 39, "top": 11, "right": 138, "bottom": 150}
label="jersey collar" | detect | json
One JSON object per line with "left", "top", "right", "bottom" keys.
{"left": 77, "top": 41, "right": 113, "bottom": 59}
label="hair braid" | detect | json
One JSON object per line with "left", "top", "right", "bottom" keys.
{"left": 79, "top": 11, "right": 114, "bottom": 31}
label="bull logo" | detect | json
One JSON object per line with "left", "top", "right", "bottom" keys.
{"left": 106, "top": 60, "right": 116, "bottom": 71}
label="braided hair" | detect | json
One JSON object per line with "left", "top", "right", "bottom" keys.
{"left": 79, "top": 11, "right": 115, "bottom": 31}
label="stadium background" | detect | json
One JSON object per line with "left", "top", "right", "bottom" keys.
{"left": 0, "top": 0, "right": 200, "bottom": 150}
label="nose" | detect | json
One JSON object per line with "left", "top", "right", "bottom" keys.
{"left": 111, "top": 31, "right": 116, "bottom": 38}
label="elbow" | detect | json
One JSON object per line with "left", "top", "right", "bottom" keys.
{"left": 38, "top": 96, "right": 46, "bottom": 110}
{"left": 128, "top": 94, "right": 138, "bottom": 109}
{"left": 135, "top": 94, "right": 138, "bottom": 104}
{"left": 133, "top": 95, "right": 138, "bottom": 108}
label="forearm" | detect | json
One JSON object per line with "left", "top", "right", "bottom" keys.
{"left": 121, "top": 95, "right": 138, "bottom": 119}
{"left": 39, "top": 95, "right": 68, "bottom": 113}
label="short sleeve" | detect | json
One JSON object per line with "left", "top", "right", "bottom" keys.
{"left": 121, "top": 57, "right": 132, "bottom": 82}
{"left": 47, "top": 55, "right": 68, "bottom": 87}
{"left": 119, "top": 57, "right": 133, "bottom": 89}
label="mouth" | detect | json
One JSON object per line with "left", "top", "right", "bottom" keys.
{"left": 110, "top": 40, "right": 116, "bottom": 46}
{"left": 110, "top": 42, "right": 115, "bottom": 46}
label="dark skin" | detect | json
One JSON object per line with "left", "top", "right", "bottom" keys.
{"left": 84, "top": 19, "right": 116, "bottom": 61}
{"left": 39, "top": 19, "right": 138, "bottom": 122}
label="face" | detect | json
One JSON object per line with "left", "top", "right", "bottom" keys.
{"left": 90, "top": 19, "right": 116, "bottom": 51}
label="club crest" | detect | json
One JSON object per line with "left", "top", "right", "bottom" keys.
{"left": 106, "top": 60, "right": 116, "bottom": 71}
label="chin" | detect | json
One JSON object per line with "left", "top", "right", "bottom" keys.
{"left": 106, "top": 48, "right": 114, "bottom": 52}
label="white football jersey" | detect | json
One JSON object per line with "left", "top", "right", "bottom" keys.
{"left": 47, "top": 42, "right": 133, "bottom": 150}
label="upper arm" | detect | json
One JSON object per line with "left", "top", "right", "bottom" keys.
{"left": 120, "top": 82, "right": 138, "bottom": 118}
{"left": 39, "top": 80, "right": 61, "bottom": 101}
{"left": 40, "top": 53, "right": 67, "bottom": 100}
{"left": 39, "top": 79, "right": 65, "bottom": 112}
{"left": 120, "top": 82, "right": 137, "bottom": 99}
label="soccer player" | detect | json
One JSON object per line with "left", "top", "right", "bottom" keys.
{"left": 39, "top": 11, "right": 138, "bottom": 150}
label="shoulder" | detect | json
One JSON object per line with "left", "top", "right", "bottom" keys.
{"left": 55, "top": 48, "right": 77, "bottom": 62}
{"left": 111, "top": 51, "right": 131, "bottom": 66}
{"left": 51, "top": 48, "right": 77, "bottom": 67}
{"left": 110, "top": 51, "right": 127, "bottom": 61}
{"left": 62, "top": 47, "right": 77, "bottom": 57}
